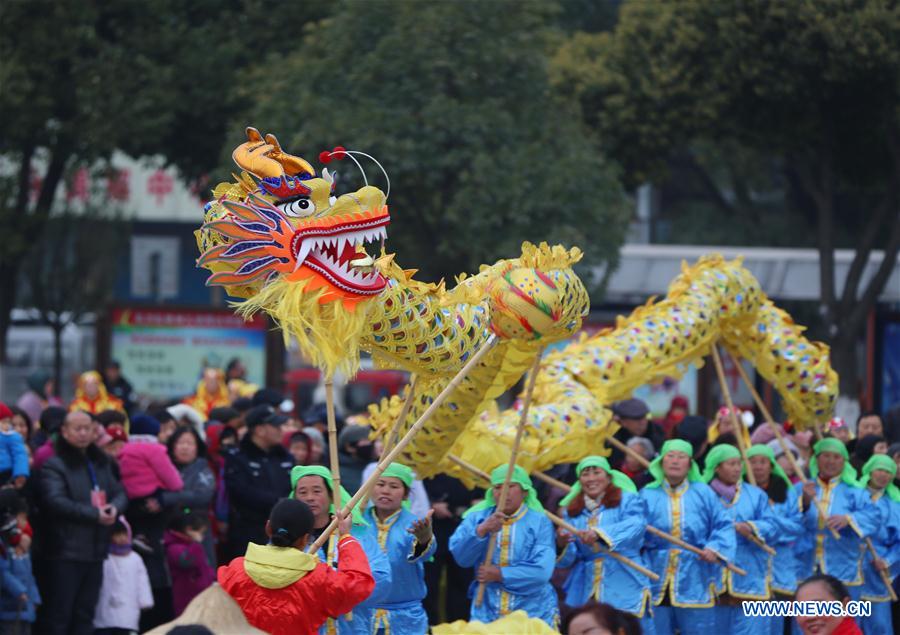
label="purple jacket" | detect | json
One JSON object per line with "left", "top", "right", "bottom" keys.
{"left": 164, "top": 530, "right": 215, "bottom": 616}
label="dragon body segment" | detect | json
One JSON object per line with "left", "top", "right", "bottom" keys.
{"left": 367, "top": 255, "right": 838, "bottom": 480}
{"left": 197, "top": 129, "right": 836, "bottom": 481}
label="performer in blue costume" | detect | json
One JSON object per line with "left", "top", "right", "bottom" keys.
{"left": 639, "top": 439, "right": 736, "bottom": 635}
{"left": 746, "top": 443, "right": 805, "bottom": 635}
{"left": 365, "top": 462, "right": 436, "bottom": 635}
{"left": 856, "top": 454, "right": 900, "bottom": 635}
{"left": 291, "top": 465, "right": 392, "bottom": 635}
{"left": 449, "top": 464, "right": 558, "bottom": 627}
{"left": 703, "top": 444, "right": 778, "bottom": 635}
{"left": 556, "top": 456, "right": 655, "bottom": 634}
{"left": 793, "top": 438, "right": 880, "bottom": 603}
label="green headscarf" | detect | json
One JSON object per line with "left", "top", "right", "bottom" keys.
{"left": 859, "top": 454, "right": 900, "bottom": 502}
{"left": 378, "top": 462, "right": 415, "bottom": 510}
{"left": 701, "top": 444, "right": 742, "bottom": 483}
{"left": 289, "top": 465, "right": 367, "bottom": 525}
{"left": 745, "top": 443, "right": 792, "bottom": 488}
{"left": 463, "top": 464, "right": 544, "bottom": 518}
{"left": 809, "top": 438, "right": 860, "bottom": 486}
{"left": 559, "top": 456, "right": 637, "bottom": 506}
{"left": 645, "top": 439, "right": 702, "bottom": 488}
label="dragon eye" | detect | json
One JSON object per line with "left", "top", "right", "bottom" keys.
{"left": 279, "top": 197, "right": 316, "bottom": 218}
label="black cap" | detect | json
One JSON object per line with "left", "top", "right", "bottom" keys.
{"left": 252, "top": 387, "right": 284, "bottom": 408}
{"left": 303, "top": 403, "right": 328, "bottom": 425}
{"left": 612, "top": 398, "right": 649, "bottom": 420}
{"left": 209, "top": 406, "right": 240, "bottom": 424}
{"left": 232, "top": 397, "right": 253, "bottom": 413}
{"left": 245, "top": 404, "right": 281, "bottom": 428}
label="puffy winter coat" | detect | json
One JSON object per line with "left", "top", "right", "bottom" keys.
{"left": 165, "top": 530, "right": 215, "bottom": 616}
{"left": 219, "top": 535, "right": 374, "bottom": 635}
{"left": 37, "top": 438, "right": 128, "bottom": 562}
{"left": 0, "top": 431, "right": 29, "bottom": 480}
{"left": 118, "top": 436, "right": 183, "bottom": 499}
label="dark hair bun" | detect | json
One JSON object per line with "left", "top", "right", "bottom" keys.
{"left": 269, "top": 498, "right": 314, "bottom": 547}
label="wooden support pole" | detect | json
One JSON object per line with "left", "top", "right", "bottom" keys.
{"left": 646, "top": 525, "right": 747, "bottom": 576}
{"left": 383, "top": 375, "right": 419, "bottom": 455}
{"left": 865, "top": 537, "right": 898, "bottom": 602}
{"left": 446, "top": 454, "right": 659, "bottom": 582}
{"left": 359, "top": 376, "right": 419, "bottom": 511}
{"left": 812, "top": 420, "right": 824, "bottom": 441}
{"left": 738, "top": 526, "right": 776, "bottom": 556}
{"left": 545, "top": 511, "right": 659, "bottom": 581}
{"left": 606, "top": 435, "right": 651, "bottom": 469}
{"left": 309, "top": 335, "right": 499, "bottom": 553}
{"left": 475, "top": 348, "right": 543, "bottom": 607}
{"left": 538, "top": 466, "right": 751, "bottom": 573}
{"left": 324, "top": 380, "right": 341, "bottom": 565}
{"left": 725, "top": 349, "right": 840, "bottom": 540}
{"left": 531, "top": 470, "right": 573, "bottom": 492}
{"left": 711, "top": 346, "right": 756, "bottom": 486}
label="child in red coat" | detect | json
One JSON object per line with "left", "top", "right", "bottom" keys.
{"left": 164, "top": 512, "right": 215, "bottom": 616}
{"left": 218, "top": 498, "right": 374, "bottom": 635}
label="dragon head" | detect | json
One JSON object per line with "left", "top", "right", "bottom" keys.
{"left": 197, "top": 127, "right": 390, "bottom": 308}
{"left": 195, "top": 128, "right": 392, "bottom": 376}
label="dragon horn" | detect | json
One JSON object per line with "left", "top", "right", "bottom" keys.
{"left": 245, "top": 127, "right": 264, "bottom": 143}
{"left": 264, "top": 133, "right": 283, "bottom": 154}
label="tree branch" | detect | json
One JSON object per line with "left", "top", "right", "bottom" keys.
{"left": 677, "top": 151, "right": 736, "bottom": 216}
{"left": 844, "top": 210, "right": 900, "bottom": 333}
{"left": 15, "top": 144, "right": 34, "bottom": 217}
{"left": 840, "top": 127, "right": 900, "bottom": 313}
{"left": 26, "top": 140, "right": 71, "bottom": 242}
{"left": 797, "top": 154, "right": 837, "bottom": 325}
{"left": 839, "top": 186, "right": 895, "bottom": 310}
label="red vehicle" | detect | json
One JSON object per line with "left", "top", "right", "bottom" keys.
{"left": 283, "top": 368, "right": 409, "bottom": 417}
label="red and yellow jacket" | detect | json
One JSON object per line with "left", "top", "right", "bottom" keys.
{"left": 218, "top": 535, "right": 374, "bottom": 635}
{"left": 69, "top": 371, "right": 124, "bottom": 415}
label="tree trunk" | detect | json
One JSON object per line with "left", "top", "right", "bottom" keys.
{"left": 0, "top": 264, "right": 18, "bottom": 365}
{"left": 52, "top": 322, "right": 64, "bottom": 393}
{"left": 829, "top": 331, "right": 860, "bottom": 400}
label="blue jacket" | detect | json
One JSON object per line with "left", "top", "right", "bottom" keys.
{"left": 449, "top": 505, "right": 558, "bottom": 627}
{"left": 0, "top": 550, "right": 40, "bottom": 622}
{"left": 767, "top": 486, "right": 805, "bottom": 594}
{"left": 711, "top": 481, "right": 779, "bottom": 599}
{"left": 859, "top": 491, "right": 900, "bottom": 602}
{"left": 640, "top": 480, "right": 736, "bottom": 607}
{"left": 366, "top": 507, "right": 436, "bottom": 635}
{"left": 792, "top": 477, "right": 881, "bottom": 586}
{"left": 0, "top": 432, "right": 29, "bottom": 480}
{"left": 316, "top": 522, "right": 392, "bottom": 635}
{"left": 557, "top": 491, "right": 651, "bottom": 616}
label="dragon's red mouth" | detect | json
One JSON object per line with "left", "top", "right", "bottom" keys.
{"left": 290, "top": 208, "right": 390, "bottom": 295}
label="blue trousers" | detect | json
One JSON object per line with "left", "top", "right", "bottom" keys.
{"left": 639, "top": 611, "right": 657, "bottom": 635}
{"left": 715, "top": 604, "right": 760, "bottom": 635}
{"left": 858, "top": 601, "right": 893, "bottom": 635}
{"left": 653, "top": 605, "right": 716, "bottom": 635}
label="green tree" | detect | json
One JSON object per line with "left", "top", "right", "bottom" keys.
{"left": 554, "top": 0, "right": 900, "bottom": 396}
{"left": 237, "top": 0, "right": 630, "bottom": 284}
{"left": 0, "top": 0, "right": 330, "bottom": 364}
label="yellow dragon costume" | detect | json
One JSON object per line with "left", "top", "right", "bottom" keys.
{"left": 197, "top": 129, "right": 837, "bottom": 482}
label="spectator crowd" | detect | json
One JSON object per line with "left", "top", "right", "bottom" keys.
{"left": 0, "top": 361, "right": 898, "bottom": 635}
